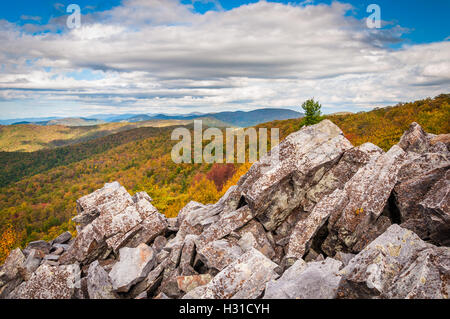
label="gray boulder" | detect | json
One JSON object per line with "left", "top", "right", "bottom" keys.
{"left": 184, "top": 248, "right": 278, "bottom": 299}
{"left": 60, "top": 183, "right": 165, "bottom": 264}
{"left": 9, "top": 263, "right": 80, "bottom": 299}
{"left": 18, "top": 249, "right": 44, "bottom": 281}
{"left": 109, "top": 243, "right": 156, "bottom": 293}
{"left": 197, "top": 239, "right": 243, "bottom": 271}
{"left": 87, "top": 261, "right": 117, "bottom": 299}
{"left": 237, "top": 120, "right": 353, "bottom": 231}
{"left": 237, "top": 220, "right": 275, "bottom": 259}
{"left": 337, "top": 224, "right": 450, "bottom": 299}
{"left": 393, "top": 122, "right": 450, "bottom": 245}
{"left": 418, "top": 170, "right": 450, "bottom": 245}
{"left": 323, "top": 145, "right": 406, "bottom": 255}
{"left": 196, "top": 206, "right": 254, "bottom": 247}
{"left": 52, "top": 231, "right": 72, "bottom": 245}
{"left": 129, "top": 260, "right": 167, "bottom": 299}
{"left": 25, "top": 240, "right": 51, "bottom": 255}
{"left": 264, "top": 257, "right": 342, "bottom": 299}
{"left": 0, "top": 248, "right": 26, "bottom": 298}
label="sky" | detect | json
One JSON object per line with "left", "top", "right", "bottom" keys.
{"left": 0, "top": 0, "right": 449, "bottom": 119}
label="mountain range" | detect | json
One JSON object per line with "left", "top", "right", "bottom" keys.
{"left": 1, "top": 108, "right": 303, "bottom": 128}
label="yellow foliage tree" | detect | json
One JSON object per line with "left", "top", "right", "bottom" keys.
{"left": 219, "top": 162, "right": 252, "bottom": 197}
{"left": 0, "top": 224, "right": 20, "bottom": 264}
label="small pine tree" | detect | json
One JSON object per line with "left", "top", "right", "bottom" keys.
{"left": 301, "top": 98, "right": 323, "bottom": 126}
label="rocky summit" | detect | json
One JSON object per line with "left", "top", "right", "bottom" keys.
{"left": 0, "top": 120, "right": 449, "bottom": 299}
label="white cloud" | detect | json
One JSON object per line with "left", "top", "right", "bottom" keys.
{"left": 0, "top": 0, "right": 449, "bottom": 118}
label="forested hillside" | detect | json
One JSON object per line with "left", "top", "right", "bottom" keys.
{"left": 0, "top": 94, "right": 448, "bottom": 262}
{"left": 266, "top": 93, "right": 449, "bottom": 151}
{"left": 0, "top": 126, "right": 187, "bottom": 188}
{"left": 0, "top": 119, "right": 193, "bottom": 152}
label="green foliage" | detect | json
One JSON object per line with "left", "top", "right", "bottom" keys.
{"left": 301, "top": 98, "right": 323, "bottom": 126}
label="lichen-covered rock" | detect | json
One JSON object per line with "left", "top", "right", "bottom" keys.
{"left": 418, "top": 170, "right": 450, "bottom": 245}
{"left": 73, "top": 181, "right": 134, "bottom": 228}
{"left": 394, "top": 165, "right": 448, "bottom": 240}
{"left": 129, "top": 260, "right": 167, "bottom": 299}
{"left": 60, "top": 184, "right": 165, "bottom": 264}
{"left": 196, "top": 206, "right": 254, "bottom": 247}
{"left": 392, "top": 124, "right": 449, "bottom": 244}
{"left": 264, "top": 258, "right": 342, "bottom": 299}
{"left": 184, "top": 248, "right": 279, "bottom": 299}
{"left": 333, "top": 252, "right": 355, "bottom": 268}
{"left": 0, "top": 248, "right": 25, "bottom": 282}
{"left": 177, "top": 274, "right": 213, "bottom": 293}
{"left": 152, "top": 236, "right": 168, "bottom": 253}
{"left": 52, "top": 232, "right": 72, "bottom": 245}
{"left": 59, "top": 222, "right": 106, "bottom": 265}
{"left": 337, "top": 224, "right": 450, "bottom": 299}
{"left": 0, "top": 248, "right": 26, "bottom": 298}
{"left": 398, "top": 122, "right": 431, "bottom": 153}
{"left": 323, "top": 145, "right": 406, "bottom": 255}
{"left": 263, "top": 258, "right": 306, "bottom": 298}
{"left": 167, "top": 202, "right": 221, "bottom": 250}
{"left": 123, "top": 196, "right": 168, "bottom": 248}
{"left": 237, "top": 220, "right": 275, "bottom": 259}
{"left": 237, "top": 120, "right": 353, "bottom": 231}
{"left": 9, "top": 263, "right": 80, "bottom": 299}
{"left": 154, "top": 292, "right": 171, "bottom": 299}
{"left": 286, "top": 188, "right": 345, "bottom": 260}
{"left": 2, "top": 121, "right": 448, "bottom": 300}
{"left": 395, "top": 160, "right": 450, "bottom": 246}
{"left": 87, "top": 261, "right": 117, "bottom": 299}
{"left": 109, "top": 243, "right": 156, "bottom": 293}
{"left": 179, "top": 235, "right": 197, "bottom": 271}
{"left": 25, "top": 240, "right": 51, "bottom": 255}
{"left": 197, "top": 239, "right": 243, "bottom": 271}
{"left": 304, "top": 143, "right": 384, "bottom": 211}
{"left": 18, "top": 249, "right": 44, "bottom": 281}
{"left": 172, "top": 187, "right": 242, "bottom": 248}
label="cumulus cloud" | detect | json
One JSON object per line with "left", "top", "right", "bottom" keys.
{"left": 0, "top": 0, "right": 449, "bottom": 118}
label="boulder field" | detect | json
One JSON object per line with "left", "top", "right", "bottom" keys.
{"left": 1, "top": 120, "right": 448, "bottom": 299}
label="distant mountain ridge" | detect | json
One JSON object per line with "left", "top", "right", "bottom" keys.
{"left": 124, "top": 108, "right": 302, "bottom": 127}
{"left": 2, "top": 108, "right": 303, "bottom": 128}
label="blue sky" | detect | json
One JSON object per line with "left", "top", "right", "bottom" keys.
{"left": 0, "top": 0, "right": 449, "bottom": 119}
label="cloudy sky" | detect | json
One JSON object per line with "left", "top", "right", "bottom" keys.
{"left": 0, "top": 0, "right": 449, "bottom": 119}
